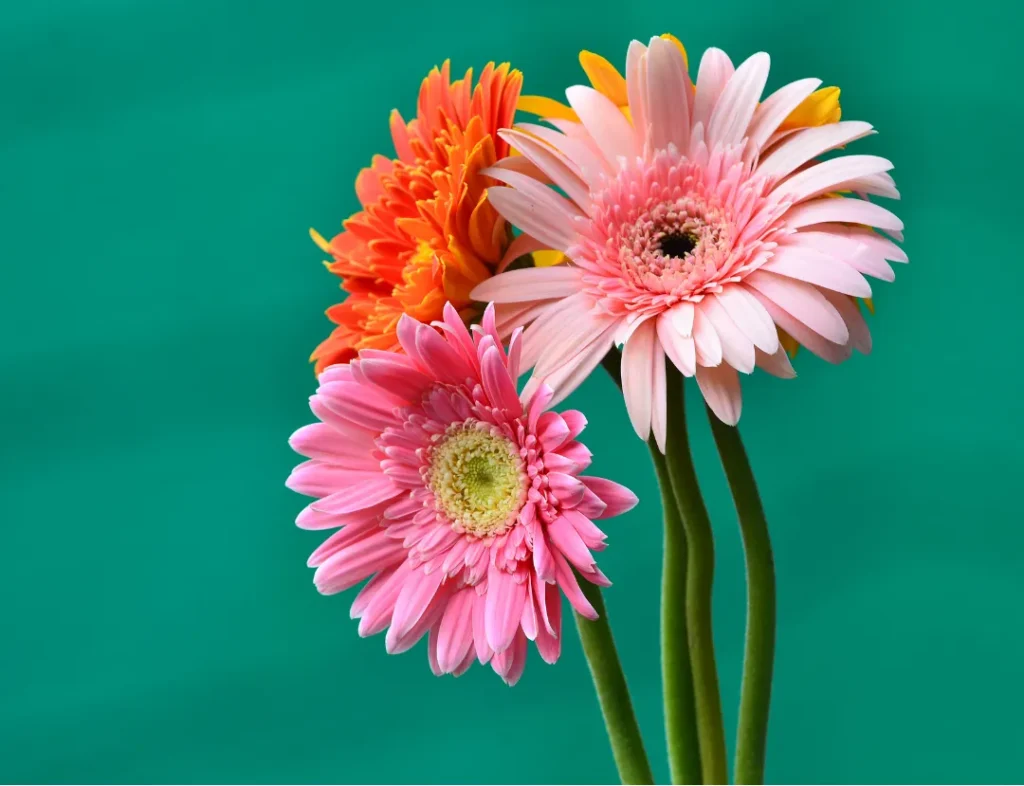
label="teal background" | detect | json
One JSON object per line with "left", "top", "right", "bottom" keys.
{"left": 2, "top": 0, "right": 1021, "bottom": 782}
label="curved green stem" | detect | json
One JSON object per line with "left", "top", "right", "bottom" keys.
{"left": 575, "top": 581, "right": 656, "bottom": 785}
{"left": 706, "top": 409, "right": 776, "bottom": 785}
{"left": 600, "top": 351, "right": 702, "bottom": 784}
{"left": 662, "top": 366, "right": 728, "bottom": 785}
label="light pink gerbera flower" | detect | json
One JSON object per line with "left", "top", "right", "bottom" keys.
{"left": 286, "top": 303, "right": 637, "bottom": 685}
{"left": 472, "top": 37, "right": 906, "bottom": 438}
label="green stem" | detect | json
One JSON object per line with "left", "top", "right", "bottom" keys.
{"left": 600, "top": 351, "right": 702, "bottom": 784}
{"left": 706, "top": 409, "right": 776, "bottom": 785}
{"left": 662, "top": 366, "right": 728, "bottom": 785}
{"left": 575, "top": 581, "right": 657, "bottom": 785}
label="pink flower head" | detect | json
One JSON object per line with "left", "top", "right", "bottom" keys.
{"left": 286, "top": 303, "right": 638, "bottom": 684}
{"left": 472, "top": 37, "right": 906, "bottom": 439}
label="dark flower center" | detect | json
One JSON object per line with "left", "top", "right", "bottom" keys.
{"left": 658, "top": 231, "right": 699, "bottom": 258}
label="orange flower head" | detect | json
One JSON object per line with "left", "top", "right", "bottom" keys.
{"left": 310, "top": 62, "right": 523, "bottom": 372}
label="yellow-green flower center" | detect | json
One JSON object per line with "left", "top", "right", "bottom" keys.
{"left": 427, "top": 424, "right": 525, "bottom": 538}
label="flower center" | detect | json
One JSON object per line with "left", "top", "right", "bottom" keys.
{"left": 427, "top": 423, "right": 525, "bottom": 538}
{"left": 658, "top": 230, "right": 698, "bottom": 259}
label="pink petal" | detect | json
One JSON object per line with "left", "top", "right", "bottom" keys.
{"left": 286, "top": 461, "right": 379, "bottom": 498}
{"left": 547, "top": 472, "right": 586, "bottom": 508}
{"left": 691, "top": 48, "right": 735, "bottom": 134}
{"left": 562, "top": 508, "right": 608, "bottom": 551}
{"left": 553, "top": 551, "right": 598, "bottom": 620}
{"left": 755, "top": 345, "right": 797, "bottom": 379}
{"left": 561, "top": 410, "right": 588, "bottom": 440}
{"left": 519, "top": 292, "right": 599, "bottom": 373}
{"left": 535, "top": 411, "right": 570, "bottom": 451}
{"left": 714, "top": 285, "right": 779, "bottom": 354}
{"left": 696, "top": 363, "right": 743, "bottom": 425}
{"left": 313, "top": 533, "right": 406, "bottom": 595}
{"left": 650, "top": 339, "right": 668, "bottom": 453}
{"left": 751, "top": 290, "right": 852, "bottom": 364}
{"left": 485, "top": 186, "right": 579, "bottom": 253}
{"left": 436, "top": 587, "right": 477, "bottom": 674}
{"left": 645, "top": 36, "right": 692, "bottom": 154}
{"left": 565, "top": 85, "right": 637, "bottom": 163}
{"left": 547, "top": 515, "right": 597, "bottom": 573}
{"left": 502, "top": 630, "right": 529, "bottom": 686}
{"left": 746, "top": 78, "right": 821, "bottom": 152}
{"left": 784, "top": 196, "right": 904, "bottom": 232}
{"left": 621, "top": 319, "right": 657, "bottom": 442}
{"left": 757, "top": 121, "right": 875, "bottom": 179}
{"left": 485, "top": 567, "right": 528, "bottom": 653}
{"left": 525, "top": 319, "right": 619, "bottom": 408}
{"left": 497, "top": 231, "right": 547, "bottom": 274}
{"left": 496, "top": 131, "right": 590, "bottom": 209}
{"left": 521, "top": 580, "right": 539, "bottom": 641}
{"left": 310, "top": 477, "right": 400, "bottom": 515}
{"left": 822, "top": 290, "right": 872, "bottom": 354}
{"left": 472, "top": 592, "right": 493, "bottom": 664}
{"left": 532, "top": 522, "right": 556, "bottom": 583}
{"left": 699, "top": 298, "right": 756, "bottom": 373}
{"left": 580, "top": 476, "right": 639, "bottom": 518}
{"left": 471, "top": 265, "right": 583, "bottom": 304}
{"left": 414, "top": 321, "right": 477, "bottom": 386}
{"left": 763, "top": 247, "right": 873, "bottom": 298}
{"left": 708, "top": 52, "right": 770, "bottom": 148}
{"left": 657, "top": 311, "right": 697, "bottom": 377}
{"left": 389, "top": 566, "right": 446, "bottom": 639}
{"left": 746, "top": 270, "right": 849, "bottom": 345}
{"left": 626, "top": 39, "right": 650, "bottom": 149}
{"left": 480, "top": 345, "right": 522, "bottom": 415}
{"left": 535, "top": 583, "right": 562, "bottom": 664}
{"left": 775, "top": 155, "right": 895, "bottom": 204}
{"left": 692, "top": 305, "right": 723, "bottom": 366}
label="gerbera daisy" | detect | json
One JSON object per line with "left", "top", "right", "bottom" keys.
{"left": 308, "top": 62, "right": 522, "bottom": 373}
{"left": 472, "top": 37, "right": 906, "bottom": 437}
{"left": 286, "top": 304, "right": 637, "bottom": 684}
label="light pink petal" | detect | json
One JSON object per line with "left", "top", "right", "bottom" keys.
{"left": 515, "top": 122, "right": 610, "bottom": 190}
{"left": 532, "top": 302, "right": 612, "bottom": 379}
{"left": 657, "top": 313, "right": 697, "bottom": 377}
{"left": 565, "top": 85, "right": 638, "bottom": 163}
{"left": 763, "top": 247, "right": 873, "bottom": 298}
{"left": 517, "top": 292, "right": 594, "bottom": 372}
{"left": 485, "top": 566, "right": 528, "bottom": 653}
{"left": 699, "top": 298, "right": 756, "bottom": 374}
{"left": 714, "top": 285, "right": 779, "bottom": 354}
{"left": 471, "top": 265, "right": 583, "bottom": 305}
{"left": 692, "top": 305, "right": 723, "bottom": 367}
{"left": 746, "top": 270, "right": 849, "bottom": 345}
{"left": 579, "top": 476, "right": 639, "bottom": 518}
{"left": 497, "top": 130, "right": 591, "bottom": 210}
{"left": 755, "top": 345, "right": 797, "bottom": 378}
{"left": 751, "top": 289, "right": 853, "bottom": 364}
{"left": 844, "top": 172, "right": 900, "bottom": 199}
{"left": 389, "top": 566, "right": 446, "bottom": 639}
{"left": 521, "top": 580, "right": 539, "bottom": 641}
{"left": 696, "top": 363, "right": 743, "bottom": 426}
{"left": 691, "top": 48, "right": 735, "bottom": 135}
{"left": 497, "top": 231, "right": 547, "bottom": 274}
{"left": 553, "top": 551, "right": 598, "bottom": 620}
{"left": 525, "top": 319, "right": 619, "bottom": 408}
{"left": 822, "top": 290, "right": 872, "bottom": 354}
{"left": 838, "top": 225, "right": 908, "bottom": 263}
{"left": 775, "top": 155, "right": 895, "bottom": 204}
{"left": 650, "top": 339, "right": 668, "bottom": 452}
{"left": 784, "top": 196, "right": 904, "bottom": 232}
{"left": 708, "top": 52, "right": 770, "bottom": 148}
{"left": 784, "top": 231, "right": 895, "bottom": 283}
{"left": 645, "top": 36, "right": 692, "bottom": 154}
{"left": 620, "top": 319, "right": 657, "bottom": 442}
{"left": 485, "top": 185, "right": 579, "bottom": 253}
{"left": 625, "top": 39, "right": 650, "bottom": 148}
{"left": 757, "top": 121, "right": 875, "bottom": 179}
{"left": 746, "top": 78, "right": 821, "bottom": 152}
{"left": 436, "top": 587, "right": 477, "bottom": 674}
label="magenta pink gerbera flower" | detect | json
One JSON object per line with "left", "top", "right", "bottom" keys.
{"left": 471, "top": 37, "right": 906, "bottom": 437}
{"left": 286, "top": 303, "right": 637, "bottom": 684}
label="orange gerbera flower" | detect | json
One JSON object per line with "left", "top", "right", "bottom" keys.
{"left": 309, "top": 62, "right": 522, "bottom": 373}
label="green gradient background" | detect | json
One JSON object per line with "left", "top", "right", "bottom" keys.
{"left": 2, "top": 0, "right": 1020, "bottom": 782}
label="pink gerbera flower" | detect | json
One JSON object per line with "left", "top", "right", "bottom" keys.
{"left": 286, "top": 303, "right": 637, "bottom": 684}
{"left": 472, "top": 37, "right": 906, "bottom": 438}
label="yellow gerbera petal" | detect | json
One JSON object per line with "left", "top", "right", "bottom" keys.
{"left": 517, "top": 95, "right": 579, "bottom": 122}
{"left": 533, "top": 250, "right": 567, "bottom": 267}
{"left": 659, "top": 33, "right": 688, "bottom": 71}
{"left": 579, "top": 50, "right": 628, "bottom": 107}
{"left": 780, "top": 86, "right": 842, "bottom": 131}
{"left": 863, "top": 297, "right": 875, "bottom": 315}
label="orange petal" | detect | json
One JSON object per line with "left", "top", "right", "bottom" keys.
{"left": 517, "top": 95, "right": 580, "bottom": 122}
{"left": 579, "top": 50, "right": 628, "bottom": 107}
